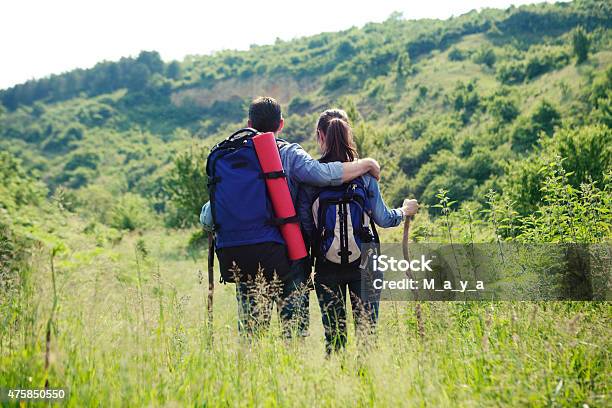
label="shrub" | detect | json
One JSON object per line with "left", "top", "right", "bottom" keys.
{"left": 473, "top": 47, "right": 496, "bottom": 68}
{"left": 488, "top": 94, "right": 519, "bottom": 124}
{"left": 448, "top": 48, "right": 466, "bottom": 61}
{"left": 511, "top": 100, "right": 561, "bottom": 152}
{"left": 496, "top": 61, "right": 526, "bottom": 85}
{"left": 110, "top": 193, "right": 153, "bottom": 231}
{"left": 572, "top": 26, "right": 590, "bottom": 64}
{"left": 163, "top": 147, "right": 209, "bottom": 228}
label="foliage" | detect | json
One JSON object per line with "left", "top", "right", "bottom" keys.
{"left": 0, "top": 4, "right": 610, "bottom": 402}
{"left": 473, "top": 46, "right": 496, "bottom": 68}
{"left": 0, "top": 152, "right": 46, "bottom": 212}
{"left": 487, "top": 92, "right": 519, "bottom": 124}
{"left": 0, "top": 0, "right": 609, "bottom": 232}
{"left": 516, "top": 163, "right": 611, "bottom": 243}
{"left": 163, "top": 147, "right": 210, "bottom": 228}
{"left": 505, "top": 124, "right": 611, "bottom": 215}
{"left": 511, "top": 100, "right": 561, "bottom": 152}
{"left": 109, "top": 193, "right": 155, "bottom": 231}
{"left": 572, "top": 25, "right": 591, "bottom": 64}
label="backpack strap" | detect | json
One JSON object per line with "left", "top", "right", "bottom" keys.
{"left": 268, "top": 215, "right": 299, "bottom": 226}
{"left": 337, "top": 200, "right": 351, "bottom": 264}
{"left": 275, "top": 138, "right": 290, "bottom": 149}
{"left": 228, "top": 127, "right": 258, "bottom": 141}
{"left": 260, "top": 170, "right": 286, "bottom": 179}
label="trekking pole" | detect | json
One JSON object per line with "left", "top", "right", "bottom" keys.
{"left": 207, "top": 232, "right": 215, "bottom": 331}
{"left": 402, "top": 214, "right": 425, "bottom": 339}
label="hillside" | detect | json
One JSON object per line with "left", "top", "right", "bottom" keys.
{"left": 0, "top": 0, "right": 610, "bottom": 232}
{"left": 1, "top": 2, "right": 611, "bottom": 405}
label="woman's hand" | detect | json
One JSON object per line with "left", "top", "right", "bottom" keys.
{"left": 401, "top": 199, "right": 419, "bottom": 217}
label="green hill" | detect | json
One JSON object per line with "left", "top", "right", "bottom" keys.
{"left": 1, "top": 3, "right": 611, "bottom": 405}
{"left": 0, "top": 0, "right": 610, "bottom": 231}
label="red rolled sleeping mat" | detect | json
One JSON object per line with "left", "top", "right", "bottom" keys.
{"left": 253, "top": 132, "right": 307, "bottom": 261}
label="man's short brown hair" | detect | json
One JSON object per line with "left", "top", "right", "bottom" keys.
{"left": 248, "top": 96, "right": 282, "bottom": 133}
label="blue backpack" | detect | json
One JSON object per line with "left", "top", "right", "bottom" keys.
{"left": 312, "top": 178, "right": 379, "bottom": 266}
{"left": 206, "top": 128, "right": 291, "bottom": 250}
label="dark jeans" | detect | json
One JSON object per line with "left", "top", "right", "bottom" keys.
{"left": 217, "top": 242, "right": 308, "bottom": 337}
{"left": 290, "top": 257, "right": 312, "bottom": 337}
{"left": 314, "top": 262, "right": 380, "bottom": 353}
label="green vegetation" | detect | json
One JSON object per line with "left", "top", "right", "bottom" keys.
{"left": 0, "top": 0, "right": 610, "bottom": 406}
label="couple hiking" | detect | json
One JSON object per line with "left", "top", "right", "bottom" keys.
{"left": 200, "top": 96, "right": 418, "bottom": 353}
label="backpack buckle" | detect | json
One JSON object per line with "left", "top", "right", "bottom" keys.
{"left": 260, "top": 170, "right": 286, "bottom": 179}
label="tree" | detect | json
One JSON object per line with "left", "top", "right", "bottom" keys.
{"left": 448, "top": 48, "right": 466, "bottom": 61}
{"left": 126, "top": 63, "right": 151, "bottom": 91}
{"left": 531, "top": 100, "right": 561, "bottom": 136}
{"left": 552, "top": 124, "right": 611, "bottom": 187}
{"left": 164, "top": 147, "right": 209, "bottom": 228}
{"left": 0, "top": 152, "right": 46, "bottom": 211}
{"left": 136, "top": 51, "right": 165, "bottom": 74}
{"left": 572, "top": 26, "right": 590, "bottom": 64}
{"left": 395, "top": 52, "right": 411, "bottom": 86}
{"left": 511, "top": 100, "right": 560, "bottom": 152}
{"left": 395, "top": 52, "right": 411, "bottom": 77}
{"left": 336, "top": 40, "right": 356, "bottom": 59}
{"left": 110, "top": 193, "right": 153, "bottom": 231}
{"left": 166, "top": 61, "right": 181, "bottom": 80}
{"left": 488, "top": 95, "right": 519, "bottom": 124}
{"left": 473, "top": 47, "right": 496, "bottom": 68}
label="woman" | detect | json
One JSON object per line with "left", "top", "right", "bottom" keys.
{"left": 299, "top": 109, "right": 418, "bottom": 353}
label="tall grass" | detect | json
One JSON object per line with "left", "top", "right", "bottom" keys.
{"left": 0, "top": 166, "right": 610, "bottom": 406}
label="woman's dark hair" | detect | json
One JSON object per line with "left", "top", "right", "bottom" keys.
{"left": 249, "top": 96, "right": 282, "bottom": 132}
{"left": 316, "top": 109, "right": 358, "bottom": 163}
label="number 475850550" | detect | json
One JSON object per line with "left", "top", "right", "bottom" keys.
{"left": 5, "top": 388, "right": 66, "bottom": 400}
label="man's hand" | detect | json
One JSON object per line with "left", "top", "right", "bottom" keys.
{"left": 341, "top": 158, "right": 381, "bottom": 182}
{"left": 401, "top": 199, "right": 419, "bottom": 217}
{"left": 362, "top": 158, "right": 381, "bottom": 181}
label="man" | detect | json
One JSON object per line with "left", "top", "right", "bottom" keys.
{"left": 201, "top": 96, "right": 380, "bottom": 336}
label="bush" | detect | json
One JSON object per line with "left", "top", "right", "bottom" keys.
{"left": 288, "top": 96, "right": 313, "bottom": 114}
{"left": 324, "top": 70, "right": 354, "bottom": 92}
{"left": 473, "top": 47, "right": 496, "bottom": 68}
{"left": 496, "top": 61, "right": 526, "bottom": 85}
{"left": 64, "top": 152, "right": 100, "bottom": 171}
{"left": 452, "top": 81, "right": 480, "bottom": 124}
{"left": 0, "top": 152, "right": 45, "bottom": 211}
{"left": 487, "top": 94, "right": 519, "bottom": 124}
{"left": 163, "top": 147, "right": 209, "bottom": 228}
{"left": 511, "top": 100, "right": 561, "bottom": 152}
{"left": 75, "top": 184, "right": 118, "bottom": 225}
{"left": 549, "top": 124, "right": 611, "bottom": 187}
{"left": 42, "top": 125, "right": 85, "bottom": 153}
{"left": 572, "top": 26, "right": 590, "bottom": 64}
{"left": 505, "top": 124, "right": 611, "bottom": 215}
{"left": 0, "top": 220, "right": 29, "bottom": 298}
{"left": 110, "top": 193, "right": 154, "bottom": 231}
{"left": 448, "top": 48, "right": 466, "bottom": 61}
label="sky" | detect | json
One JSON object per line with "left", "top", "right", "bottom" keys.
{"left": 0, "top": 0, "right": 562, "bottom": 89}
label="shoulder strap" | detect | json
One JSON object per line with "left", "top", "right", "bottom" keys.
{"left": 209, "top": 128, "right": 259, "bottom": 157}
{"left": 275, "top": 137, "right": 290, "bottom": 150}
{"left": 228, "top": 127, "right": 258, "bottom": 141}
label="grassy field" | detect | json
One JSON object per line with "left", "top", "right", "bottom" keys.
{"left": 1, "top": 224, "right": 609, "bottom": 407}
